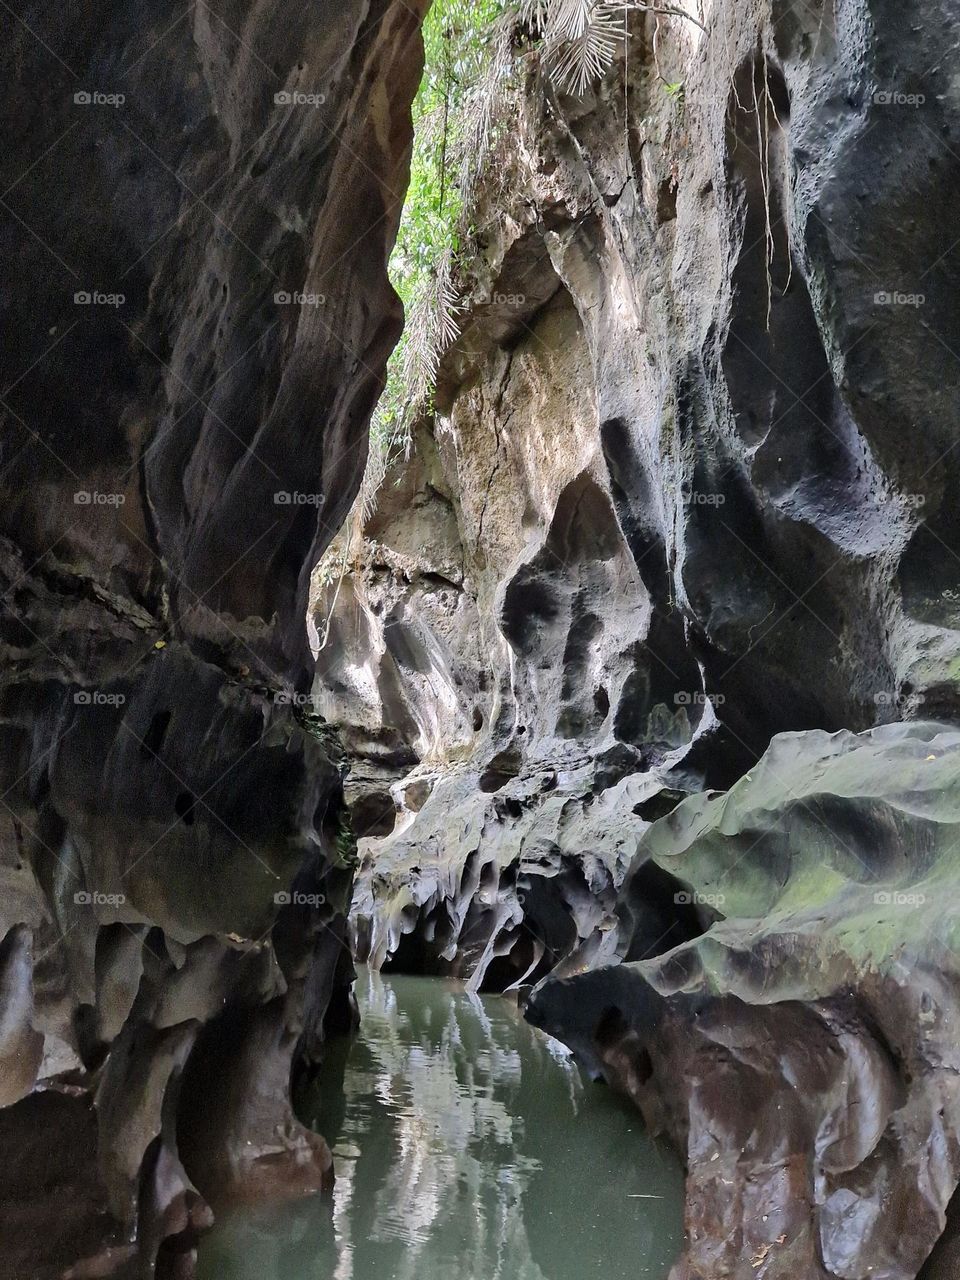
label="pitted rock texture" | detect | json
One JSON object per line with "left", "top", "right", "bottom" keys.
{"left": 0, "top": 0, "right": 425, "bottom": 1275}
{"left": 528, "top": 721, "right": 960, "bottom": 1280}
{"left": 310, "top": 0, "right": 960, "bottom": 1274}
{"left": 323, "top": 0, "right": 960, "bottom": 990}
{"left": 317, "top": 286, "right": 668, "bottom": 990}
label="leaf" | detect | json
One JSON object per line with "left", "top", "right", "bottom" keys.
{"left": 540, "top": 0, "right": 625, "bottom": 96}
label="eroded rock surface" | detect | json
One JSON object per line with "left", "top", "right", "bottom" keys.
{"left": 529, "top": 721, "right": 960, "bottom": 1280}
{"left": 309, "top": 0, "right": 960, "bottom": 1275}
{"left": 0, "top": 0, "right": 424, "bottom": 1274}
{"left": 322, "top": 0, "right": 960, "bottom": 994}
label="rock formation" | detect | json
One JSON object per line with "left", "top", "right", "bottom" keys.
{"left": 528, "top": 720, "right": 960, "bottom": 1279}
{"left": 0, "top": 0, "right": 425, "bottom": 1274}
{"left": 310, "top": 0, "right": 960, "bottom": 1275}
{"left": 7, "top": 0, "right": 960, "bottom": 1276}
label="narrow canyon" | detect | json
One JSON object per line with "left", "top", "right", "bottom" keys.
{"left": 2, "top": 1, "right": 960, "bottom": 1279}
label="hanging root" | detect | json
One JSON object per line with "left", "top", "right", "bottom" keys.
{"left": 761, "top": 48, "right": 792, "bottom": 302}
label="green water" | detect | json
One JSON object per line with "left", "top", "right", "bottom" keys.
{"left": 198, "top": 968, "right": 684, "bottom": 1280}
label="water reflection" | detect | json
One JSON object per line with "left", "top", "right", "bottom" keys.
{"left": 198, "top": 969, "right": 683, "bottom": 1280}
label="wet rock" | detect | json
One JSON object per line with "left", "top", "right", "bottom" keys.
{"left": 529, "top": 721, "right": 960, "bottom": 1280}
{"left": 310, "top": 2, "right": 960, "bottom": 1271}
{"left": 0, "top": 0, "right": 426, "bottom": 1272}
{"left": 318, "top": 0, "right": 960, "bottom": 997}
{"left": 0, "top": 924, "right": 45, "bottom": 1106}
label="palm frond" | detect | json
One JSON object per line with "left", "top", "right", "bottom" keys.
{"left": 549, "top": 0, "right": 597, "bottom": 40}
{"left": 459, "top": 12, "right": 517, "bottom": 207}
{"left": 541, "top": 0, "right": 625, "bottom": 95}
{"left": 516, "top": 0, "right": 551, "bottom": 32}
{"left": 358, "top": 434, "right": 389, "bottom": 524}
{"left": 402, "top": 251, "right": 462, "bottom": 391}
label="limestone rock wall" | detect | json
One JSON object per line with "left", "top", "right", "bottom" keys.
{"left": 311, "top": 1, "right": 960, "bottom": 1275}
{"left": 317, "top": 0, "right": 960, "bottom": 986}
{"left": 528, "top": 721, "right": 960, "bottom": 1280}
{"left": 0, "top": 1, "right": 425, "bottom": 1275}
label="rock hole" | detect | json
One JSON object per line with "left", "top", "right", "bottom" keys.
{"left": 632, "top": 789, "right": 686, "bottom": 822}
{"left": 656, "top": 178, "right": 677, "bottom": 223}
{"left": 141, "top": 709, "right": 171, "bottom": 758}
{"left": 349, "top": 790, "right": 396, "bottom": 838}
{"left": 620, "top": 860, "right": 718, "bottom": 961}
{"left": 479, "top": 744, "right": 522, "bottom": 793}
{"left": 174, "top": 791, "right": 197, "bottom": 826}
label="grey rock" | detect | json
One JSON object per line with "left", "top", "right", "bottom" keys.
{"left": 0, "top": 0, "right": 426, "bottom": 1273}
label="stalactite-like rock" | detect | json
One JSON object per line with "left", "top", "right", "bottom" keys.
{"left": 0, "top": 0, "right": 426, "bottom": 1273}
{"left": 311, "top": 1, "right": 960, "bottom": 1275}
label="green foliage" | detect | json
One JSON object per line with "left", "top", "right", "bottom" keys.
{"left": 334, "top": 815, "right": 359, "bottom": 869}
{"left": 372, "top": 0, "right": 507, "bottom": 454}
{"left": 368, "top": 0, "right": 706, "bottom": 477}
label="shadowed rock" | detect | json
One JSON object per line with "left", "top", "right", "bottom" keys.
{"left": 0, "top": 0, "right": 426, "bottom": 1273}
{"left": 529, "top": 722, "right": 960, "bottom": 1280}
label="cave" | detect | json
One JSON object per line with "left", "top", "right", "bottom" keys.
{"left": 3, "top": 2, "right": 960, "bottom": 1280}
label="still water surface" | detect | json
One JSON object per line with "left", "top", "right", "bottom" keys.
{"left": 198, "top": 968, "right": 684, "bottom": 1280}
